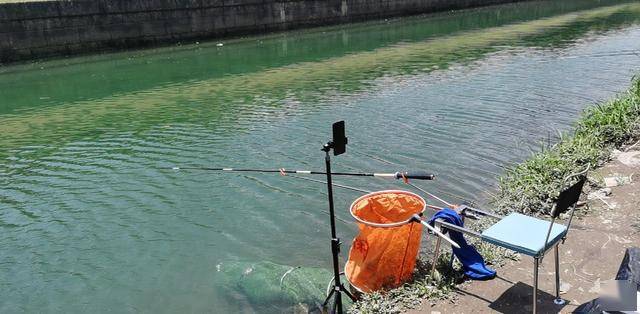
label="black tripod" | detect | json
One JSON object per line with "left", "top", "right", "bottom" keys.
{"left": 321, "top": 121, "right": 356, "bottom": 314}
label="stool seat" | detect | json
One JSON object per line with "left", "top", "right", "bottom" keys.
{"left": 481, "top": 213, "right": 567, "bottom": 256}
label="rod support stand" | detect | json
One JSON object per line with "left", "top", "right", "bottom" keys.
{"left": 331, "top": 238, "right": 341, "bottom": 254}
{"left": 322, "top": 141, "right": 333, "bottom": 152}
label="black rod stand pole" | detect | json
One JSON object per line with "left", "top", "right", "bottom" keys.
{"left": 323, "top": 145, "right": 344, "bottom": 314}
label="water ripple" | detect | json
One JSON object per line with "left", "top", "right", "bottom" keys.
{"left": 1, "top": 1, "right": 640, "bottom": 312}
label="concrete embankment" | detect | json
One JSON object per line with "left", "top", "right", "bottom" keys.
{"left": 0, "top": 0, "right": 527, "bottom": 63}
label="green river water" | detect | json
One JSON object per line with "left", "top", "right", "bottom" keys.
{"left": 1, "top": 0, "right": 640, "bottom": 312}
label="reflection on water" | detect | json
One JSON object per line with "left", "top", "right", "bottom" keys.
{"left": 1, "top": 0, "right": 640, "bottom": 312}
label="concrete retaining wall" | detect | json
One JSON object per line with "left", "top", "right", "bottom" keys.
{"left": 0, "top": 0, "right": 525, "bottom": 63}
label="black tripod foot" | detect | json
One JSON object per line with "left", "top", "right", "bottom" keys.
{"left": 341, "top": 284, "right": 357, "bottom": 301}
{"left": 322, "top": 288, "right": 336, "bottom": 308}
{"left": 322, "top": 283, "right": 358, "bottom": 314}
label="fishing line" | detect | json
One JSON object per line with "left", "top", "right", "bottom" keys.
{"left": 405, "top": 181, "right": 453, "bottom": 208}
{"left": 446, "top": 159, "right": 502, "bottom": 177}
{"left": 286, "top": 175, "right": 366, "bottom": 226}
{"left": 346, "top": 145, "right": 398, "bottom": 166}
{"left": 291, "top": 174, "right": 444, "bottom": 210}
{"left": 428, "top": 181, "right": 482, "bottom": 205}
{"left": 289, "top": 174, "right": 445, "bottom": 211}
{"left": 288, "top": 174, "right": 370, "bottom": 193}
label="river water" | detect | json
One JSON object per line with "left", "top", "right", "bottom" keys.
{"left": 1, "top": 0, "right": 640, "bottom": 312}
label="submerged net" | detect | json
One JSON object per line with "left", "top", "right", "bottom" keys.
{"left": 345, "top": 190, "right": 426, "bottom": 293}
{"left": 216, "top": 261, "right": 333, "bottom": 311}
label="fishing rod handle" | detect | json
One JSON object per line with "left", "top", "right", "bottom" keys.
{"left": 395, "top": 171, "right": 435, "bottom": 180}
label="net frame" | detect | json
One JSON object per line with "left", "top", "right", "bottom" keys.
{"left": 349, "top": 190, "right": 426, "bottom": 228}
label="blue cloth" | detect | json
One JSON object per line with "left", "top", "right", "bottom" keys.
{"left": 428, "top": 208, "right": 496, "bottom": 280}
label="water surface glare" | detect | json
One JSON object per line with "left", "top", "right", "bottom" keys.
{"left": 1, "top": 0, "right": 640, "bottom": 312}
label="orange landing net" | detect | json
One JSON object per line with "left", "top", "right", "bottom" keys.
{"left": 345, "top": 190, "right": 426, "bottom": 293}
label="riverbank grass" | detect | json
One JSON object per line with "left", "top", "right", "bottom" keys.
{"left": 493, "top": 77, "right": 640, "bottom": 215}
{"left": 350, "top": 76, "right": 640, "bottom": 313}
{"left": 349, "top": 252, "right": 459, "bottom": 314}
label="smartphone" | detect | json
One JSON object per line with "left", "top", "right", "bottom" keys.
{"left": 332, "top": 121, "right": 347, "bottom": 156}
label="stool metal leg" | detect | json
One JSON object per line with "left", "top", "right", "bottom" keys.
{"left": 450, "top": 215, "right": 463, "bottom": 268}
{"left": 553, "top": 244, "right": 566, "bottom": 305}
{"left": 431, "top": 234, "right": 442, "bottom": 276}
{"left": 533, "top": 257, "right": 539, "bottom": 313}
{"left": 448, "top": 252, "right": 455, "bottom": 269}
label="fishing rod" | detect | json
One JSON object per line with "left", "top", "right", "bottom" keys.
{"left": 171, "top": 166, "right": 436, "bottom": 181}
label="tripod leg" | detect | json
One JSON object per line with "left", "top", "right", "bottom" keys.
{"left": 322, "top": 288, "right": 343, "bottom": 314}
{"left": 341, "top": 284, "right": 357, "bottom": 301}
{"left": 322, "top": 288, "right": 335, "bottom": 308}
{"left": 335, "top": 292, "right": 343, "bottom": 314}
